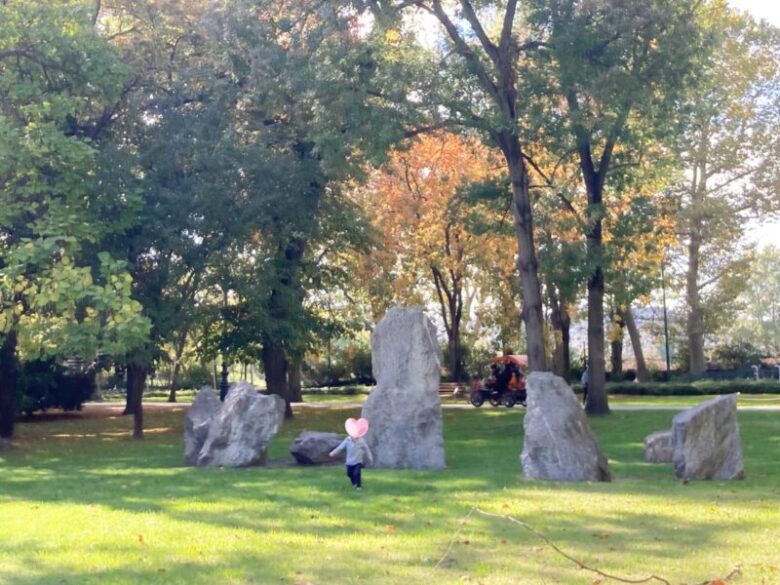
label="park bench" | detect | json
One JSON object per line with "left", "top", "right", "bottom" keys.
{"left": 439, "top": 382, "right": 467, "bottom": 400}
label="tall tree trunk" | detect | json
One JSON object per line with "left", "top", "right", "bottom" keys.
{"left": 123, "top": 361, "right": 137, "bottom": 416}
{"left": 585, "top": 264, "right": 609, "bottom": 415}
{"left": 499, "top": 133, "right": 546, "bottom": 372}
{"left": 622, "top": 307, "right": 649, "bottom": 382}
{"left": 262, "top": 339, "right": 292, "bottom": 418}
{"left": 432, "top": 265, "right": 465, "bottom": 381}
{"left": 687, "top": 234, "right": 706, "bottom": 374}
{"left": 167, "top": 328, "right": 189, "bottom": 403}
{"left": 610, "top": 312, "right": 624, "bottom": 377}
{"left": 550, "top": 304, "right": 571, "bottom": 383}
{"left": 126, "top": 361, "right": 146, "bottom": 440}
{"left": 0, "top": 330, "right": 18, "bottom": 440}
{"left": 288, "top": 361, "right": 302, "bottom": 403}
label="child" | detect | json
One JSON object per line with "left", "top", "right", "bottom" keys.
{"left": 329, "top": 417, "right": 374, "bottom": 490}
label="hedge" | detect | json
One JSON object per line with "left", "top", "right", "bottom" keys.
{"left": 603, "top": 379, "right": 780, "bottom": 396}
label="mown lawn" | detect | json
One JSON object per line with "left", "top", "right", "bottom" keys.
{"left": 1, "top": 402, "right": 779, "bottom": 585}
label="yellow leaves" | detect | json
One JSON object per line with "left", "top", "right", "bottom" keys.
{"left": 359, "top": 132, "right": 513, "bottom": 305}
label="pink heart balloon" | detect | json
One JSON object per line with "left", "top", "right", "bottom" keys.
{"left": 345, "top": 417, "right": 369, "bottom": 439}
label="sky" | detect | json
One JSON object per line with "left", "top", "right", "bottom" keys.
{"left": 727, "top": 1, "right": 780, "bottom": 249}
{"left": 728, "top": 0, "right": 780, "bottom": 26}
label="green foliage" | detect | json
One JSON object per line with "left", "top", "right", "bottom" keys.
{"left": 0, "top": 0, "right": 150, "bottom": 364}
{"left": 15, "top": 358, "right": 95, "bottom": 415}
{"left": 608, "top": 378, "right": 780, "bottom": 396}
{"left": 303, "top": 338, "right": 373, "bottom": 386}
{"left": 710, "top": 341, "right": 764, "bottom": 369}
{"left": 731, "top": 245, "right": 780, "bottom": 355}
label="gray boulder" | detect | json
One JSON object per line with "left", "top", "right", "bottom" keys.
{"left": 0, "top": 438, "right": 11, "bottom": 452}
{"left": 672, "top": 394, "right": 744, "bottom": 480}
{"left": 361, "top": 306, "right": 446, "bottom": 469}
{"left": 197, "top": 382, "right": 286, "bottom": 467}
{"left": 644, "top": 429, "right": 673, "bottom": 463}
{"left": 521, "top": 372, "right": 611, "bottom": 482}
{"left": 290, "top": 431, "right": 344, "bottom": 465}
{"left": 183, "top": 386, "right": 222, "bottom": 465}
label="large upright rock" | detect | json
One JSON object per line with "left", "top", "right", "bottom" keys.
{"left": 672, "top": 394, "right": 744, "bottom": 480}
{"left": 361, "top": 306, "right": 446, "bottom": 469}
{"left": 183, "top": 386, "right": 222, "bottom": 465}
{"left": 521, "top": 372, "right": 611, "bottom": 482}
{"left": 196, "top": 382, "right": 286, "bottom": 467}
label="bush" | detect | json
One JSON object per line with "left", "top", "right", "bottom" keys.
{"left": 16, "top": 359, "right": 95, "bottom": 415}
{"left": 606, "top": 379, "right": 780, "bottom": 396}
{"left": 301, "top": 385, "right": 371, "bottom": 396}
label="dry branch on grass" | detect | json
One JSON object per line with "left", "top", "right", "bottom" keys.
{"left": 437, "top": 507, "right": 741, "bottom": 585}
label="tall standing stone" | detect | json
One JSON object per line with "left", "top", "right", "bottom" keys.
{"left": 196, "top": 382, "right": 286, "bottom": 467}
{"left": 183, "top": 386, "right": 222, "bottom": 465}
{"left": 521, "top": 372, "right": 611, "bottom": 481}
{"left": 361, "top": 306, "right": 446, "bottom": 469}
{"left": 672, "top": 394, "right": 744, "bottom": 480}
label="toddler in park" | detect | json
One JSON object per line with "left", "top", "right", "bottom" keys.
{"left": 329, "top": 417, "right": 374, "bottom": 490}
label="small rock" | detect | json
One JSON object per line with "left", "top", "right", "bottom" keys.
{"left": 644, "top": 429, "right": 673, "bottom": 463}
{"left": 290, "top": 431, "right": 344, "bottom": 465}
{"left": 183, "top": 386, "right": 221, "bottom": 466}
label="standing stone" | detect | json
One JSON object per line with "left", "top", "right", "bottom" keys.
{"left": 183, "top": 386, "right": 222, "bottom": 465}
{"left": 290, "top": 431, "right": 344, "bottom": 465}
{"left": 197, "top": 382, "right": 286, "bottom": 467}
{"left": 361, "top": 306, "right": 446, "bottom": 469}
{"left": 672, "top": 394, "right": 744, "bottom": 480}
{"left": 0, "top": 438, "right": 11, "bottom": 452}
{"left": 644, "top": 429, "right": 673, "bottom": 463}
{"left": 521, "top": 372, "right": 611, "bottom": 481}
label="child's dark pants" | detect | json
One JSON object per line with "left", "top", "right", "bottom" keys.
{"left": 346, "top": 463, "right": 364, "bottom": 488}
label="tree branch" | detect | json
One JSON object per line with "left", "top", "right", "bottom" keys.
{"left": 429, "top": 0, "right": 500, "bottom": 101}
{"left": 458, "top": 0, "right": 500, "bottom": 66}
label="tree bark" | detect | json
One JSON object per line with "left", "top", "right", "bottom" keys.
{"left": 262, "top": 339, "right": 292, "bottom": 418}
{"left": 288, "top": 361, "right": 302, "bottom": 403}
{"left": 499, "top": 133, "right": 547, "bottom": 372}
{"left": 167, "top": 328, "right": 189, "bottom": 403}
{"left": 126, "top": 361, "right": 146, "bottom": 440}
{"left": 585, "top": 263, "right": 610, "bottom": 415}
{"left": 550, "top": 304, "right": 571, "bottom": 382}
{"left": 0, "top": 331, "right": 18, "bottom": 440}
{"left": 610, "top": 312, "right": 624, "bottom": 377}
{"left": 687, "top": 233, "right": 706, "bottom": 374}
{"left": 432, "top": 265, "right": 466, "bottom": 381}
{"left": 622, "top": 307, "right": 649, "bottom": 382}
{"left": 123, "top": 361, "right": 137, "bottom": 416}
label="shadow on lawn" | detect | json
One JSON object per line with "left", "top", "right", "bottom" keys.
{"left": 0, "top": 538, "right": 398, "bottom": 585}
{"left": 2, "top": 405, "right": 778, "bottom": 579}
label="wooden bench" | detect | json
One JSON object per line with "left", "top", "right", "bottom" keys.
{"left": 439, "top": 382, "right": 467, "bottom": 399}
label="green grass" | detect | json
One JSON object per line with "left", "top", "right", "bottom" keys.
{"left": 1, "top": 404, "right": 779, "bottom": 584}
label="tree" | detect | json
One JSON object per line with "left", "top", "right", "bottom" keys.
{"left": 730, "top": 246, "right": 780, "bottom": 356}
{"left": 199, "top": 0, "right": 410, "bottom": 415}
{"left": 365, "top": 0, "right": 557, "bottom": 371}
{"left": 0, "top": 0, "right": 149, "bottom": 439}
{"left": 360, "top": 132, "right": 512, "bottom": 380}
{"left": 526, "top": 0, "right": 705, "bottom": 413}
{"left": 675, "top": 5, "right": 780, "bottom": 373}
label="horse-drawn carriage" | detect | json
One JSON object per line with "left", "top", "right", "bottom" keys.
{"left": 469, "top": 354, "right": 527, "bottom": 408}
